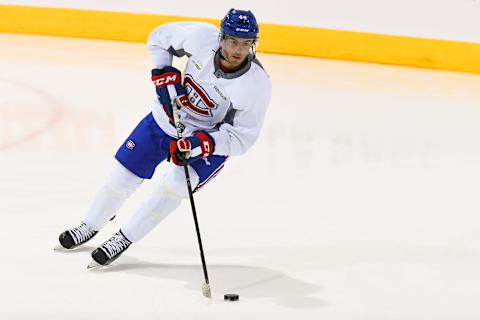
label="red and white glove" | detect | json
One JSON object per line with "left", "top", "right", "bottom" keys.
{"left": 151, "top": 66, "right": 188, "bottom": 121}
{"left": 169, "top": 131, "right": 215, "bottom": 166}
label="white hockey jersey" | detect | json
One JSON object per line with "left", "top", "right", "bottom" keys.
{"left": 146, "top": 22, "right": 271, "bottom": 156}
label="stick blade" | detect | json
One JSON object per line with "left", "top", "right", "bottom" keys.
{"left": 202, "top": 283, "right": 211, "bottom": 298}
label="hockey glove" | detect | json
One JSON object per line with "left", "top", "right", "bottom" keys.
{"left": 169, "top": 131, "right": 215, "bottom": 166}
{"left": 151, "top": 67, "right": 188, "bottom": 121}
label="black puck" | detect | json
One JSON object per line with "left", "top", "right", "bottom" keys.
{"left": 224, "top": 293, "right": 239, "bottom": 301}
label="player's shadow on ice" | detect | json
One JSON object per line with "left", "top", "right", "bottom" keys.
{"left": 91, "top": 258, "right": 325, "bottom": 309}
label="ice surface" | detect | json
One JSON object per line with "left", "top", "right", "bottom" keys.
{"left": 1, "top": 33, "right": 480, "bottom": 319}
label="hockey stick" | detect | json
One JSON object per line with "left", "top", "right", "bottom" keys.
{"left": 171, "top": 97, "right": 211, "bottom": 298}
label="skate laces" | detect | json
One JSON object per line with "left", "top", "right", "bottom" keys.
{"left": 101, "top": 232, "right": 131, "bottom": 259}
{"left": 69, "top": 223, "right": 96, "bottom": 244}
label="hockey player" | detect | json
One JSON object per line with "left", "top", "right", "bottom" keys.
{"left": 57, "top": 8, "right": 271, "bottom": 266}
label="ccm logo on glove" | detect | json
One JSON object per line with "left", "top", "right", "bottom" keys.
{"left": 151, "top": 66, "right": 187, "bottom": 121}
{"left": 152, "top": 73, "right": 180, "bottom": 87}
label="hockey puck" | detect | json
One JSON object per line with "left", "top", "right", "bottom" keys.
{"left": 224, "top": 293, "right": 239, "bottom": 301}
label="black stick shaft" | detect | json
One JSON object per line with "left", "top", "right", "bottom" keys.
{"left": 182, "top": 161, "right": 210, "bottom": 284}
{"left": 172, "top": 97, "right": 210, "bottom": 287}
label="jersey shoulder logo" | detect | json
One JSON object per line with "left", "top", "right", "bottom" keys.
{"left": 190, "top": 57, "right": 202, "bottom": 71}
{"left": 183, "top": 74, "right": 218, "bottom": 117}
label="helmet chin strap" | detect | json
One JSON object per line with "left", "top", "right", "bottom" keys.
{"left": 251, "top": 42, "right": 257, "bottom": 60}
{"left": 218, "top": 48, "right": 231, "bottom": 64}
{"left": 218, "top": 48, "right": 239, "bottom": 72}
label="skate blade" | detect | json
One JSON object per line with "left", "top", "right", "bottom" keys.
{"left": 86, "top": 260, "right": 102, "bottom": 269}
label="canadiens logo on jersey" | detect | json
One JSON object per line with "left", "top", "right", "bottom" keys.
{"left": 126, "top": 140, "right": 135, "bottom": 150}
{"left": 183, "top": 74, "right": 218, "bottom": 117}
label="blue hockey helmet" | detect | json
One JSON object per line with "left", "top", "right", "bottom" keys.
{"left": 220, "top": 8, "right": 259, "bottom": 40}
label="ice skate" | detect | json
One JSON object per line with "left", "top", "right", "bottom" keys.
{"left": 56, "top": 222, "right": 98, "bottom": 250}
{"left": 87, "top": 230, "right": 131, "bottom": 268}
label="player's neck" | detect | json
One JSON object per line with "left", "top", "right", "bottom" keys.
{"left": 219, "top": 57, "right": 247, "bottom": 73}
{"left": 219, "top": 59, "right": 238, "bottom": 73}
{"left": 219, "top": 53, "right": 248, "bottom": 73}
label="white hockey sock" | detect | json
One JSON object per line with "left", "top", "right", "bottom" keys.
{"left": 85, "top": 161, "right": 143, "bottom": 231}
{"left": 121, "top": 165, "right": 199, "bottom": 242}
{"left": 121, "top": 190, "right": 182, "bottom": 242}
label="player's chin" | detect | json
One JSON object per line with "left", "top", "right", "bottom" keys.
{"left": 230, "top": 56, "right": 244, "bottom": 66}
